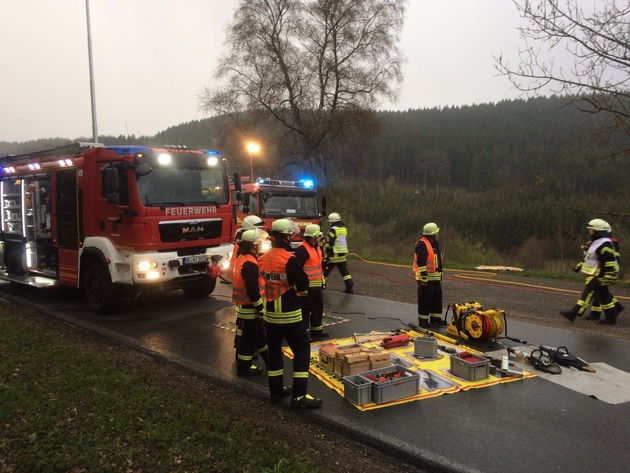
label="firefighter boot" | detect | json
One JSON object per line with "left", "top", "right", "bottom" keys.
{"left": 290, "top": 394, "right": 323, "bottom": 409}
{"left": 560, "top": 308, "right": 579, "bottom": 322}
{"left": 599, "top": 307, "right": 618, "bottom": 325}
{"left": 430, "top": 315, "right": 447, "bottom": 326}
{"left": 418, "top": 315, "right": 431, "bottom": 327}
{"left": 270, "top": 385, "right": 292, "bottom": 404}
{"left": 585, "top": 310, "right": 602, "bottom": 321}
{"left": 343, "top": 279, "right": 354, "bottom": 294}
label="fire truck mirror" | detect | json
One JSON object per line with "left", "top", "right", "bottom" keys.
{"left": 103, "top": 167, "right": 120, "bottom": 194}
{"left": 233, "top": 171, "right": 242, "bottom": 191}
{"left": 135, "top": 163, "right": 152, "bottom": 177}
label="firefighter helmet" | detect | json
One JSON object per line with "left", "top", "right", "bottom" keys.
{"left": 241, "top": 228, "right": 267, "bottom": 244}
{"left": 587, "top": 219, "right": 610, "bottom": 232}
{"left": 303, "top": 224, "right": 321, "bottom": 238}
{"left": 422, "top": 222, "right": 440, "bottom": 236}
{"left": 241, "top": 215, "right": 263, "bottom": 230}
{"left": 327, "top": 212, "right": 341, "bottom": 223}
{"left": 271, "top": 218, "right": 295, "bottom": 234}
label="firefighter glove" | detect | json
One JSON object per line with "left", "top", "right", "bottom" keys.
{"left": 573, "top": 263, "right": 582, "bottom": 273}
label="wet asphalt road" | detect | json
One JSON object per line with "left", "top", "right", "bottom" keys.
{"left": 2, "top": 280, "right": 630, "bottom": 473}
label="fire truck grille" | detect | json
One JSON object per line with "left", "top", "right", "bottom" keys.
{"left": 159, "top": 219, "right": 222, "bottom": 243}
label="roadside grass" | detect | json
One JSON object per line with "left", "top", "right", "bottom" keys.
{"left": 0, "top": 310, "right": 320, "bottom": 473}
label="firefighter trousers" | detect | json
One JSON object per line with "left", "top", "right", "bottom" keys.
{"left": 324, "top": 260, "right": 353, "bottom": 292}
{"left": 301, "top": 288, "right": 324, "bottom": 332}
{"left": 417, "top": 280, "right": 443, "bottom": 319}
{"left": 265, "top": 320, "right": 311, "bottom": 399}
{"left": 236, "top": 317, "right": 268, "bottom": 372}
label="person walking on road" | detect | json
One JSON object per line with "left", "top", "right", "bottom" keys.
{"left": 323, "top": 212, "right": 354, "bottom": 294}
{"left": 232, "top": 228, "right": 269, "bottom": 376}
{"left": 414, "top": 222, "right": 445, "bottom": 326}
{"left": 295, "top": 224, "right": 328, "bottom": 340}
{"left": 561, "top": 218, "right": 621, "bottom": 325}
{"left": 258, "top": 218, "right": 323, "bottom": 409}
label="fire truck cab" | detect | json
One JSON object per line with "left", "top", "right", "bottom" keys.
{"left": 0, "top": 142, "right": 240, "bottom": 314}
{"left": 236, "top": 178, "right": 325, "bottom": 248}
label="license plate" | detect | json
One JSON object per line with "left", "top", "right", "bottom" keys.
{"left": 183, "top": 254, "right": 208, "bottom": 265}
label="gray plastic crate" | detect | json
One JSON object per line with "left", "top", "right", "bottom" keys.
{"left": 360, "top": 366, "right": 420, "bottom": 404}
{"left": 343, "top": 374, "right": 373, "bottom": 405}
{"left": 450, "top": 352, "right": 490, "bottom": 381}
{"left": 413, "top": 336, "right": 437, "bottom": 357}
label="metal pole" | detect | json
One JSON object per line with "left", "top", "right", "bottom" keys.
{"left": 250, "top": 153, "right": 254, "bottom": 182}
{"left": 85, "top": 0, "right": 98, "bottom": 142}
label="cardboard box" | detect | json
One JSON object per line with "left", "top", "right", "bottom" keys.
{"left": 450, "top": 352, "right": 490, "bottom": 381}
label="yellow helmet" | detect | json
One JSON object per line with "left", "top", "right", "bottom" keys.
{"left": 241, "top": 228, "right": 267, "bottom": 244}
{"left": 271, "top": 218, "right": 295, "bottom": 234}
{"left": 242, "top": 215, "right": 263, "bottom": 230}
{"left": 327, "top": 212, "right": 341, "bottom": 223}
{"left": 422, "top": 222, "right": 440, "bottom": 236}
{"left": 303, "top": 224, "right": 321, "bottom": 238}
{"left": 587, "top": 218, "right": 610, "bottom": 232}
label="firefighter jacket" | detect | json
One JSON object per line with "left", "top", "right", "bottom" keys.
{"left": 232, "top": 252, "right": 264, "bottom": 319}
{"left": 295, "top": 240, "right": 324, "bottom": 288}
{"left": 578, "top": 236, "right": 619, "bottom": 285}
{"left": 327, "top": 223, "right": 348, "bottom": 263}
{"left": 259, "top": 241, "right": 309, "bottom": 324}
{"left": 413, "top": 236, "right": 443, "bottom": 282}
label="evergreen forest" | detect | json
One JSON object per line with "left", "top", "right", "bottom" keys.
{"left": 2, "top": 96, "right": 628, "bottom": 274}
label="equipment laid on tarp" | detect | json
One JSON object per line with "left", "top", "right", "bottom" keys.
{"left": 447, "top": 302, "right": 506, "bottom": 341}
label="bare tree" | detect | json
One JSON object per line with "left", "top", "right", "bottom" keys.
{"left": 496, "top": 0, "right": 630, "bottom": 156}
{"left": 199, "top": 0, "right": 406, "bottom": 180}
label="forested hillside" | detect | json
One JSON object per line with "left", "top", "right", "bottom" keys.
{"left": 2, "top": 96, "right": 628, "bottom": 272}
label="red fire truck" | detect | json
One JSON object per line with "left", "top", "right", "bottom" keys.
{"left": 0, "top": 142, "right": 240, "bottom": 313}
{"left": 236, "top": 178, "right": 325, "bottom": 249}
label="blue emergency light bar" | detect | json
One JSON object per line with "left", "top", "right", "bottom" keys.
{"left": 257, "top": 178, "right": 315, "bottom": 188}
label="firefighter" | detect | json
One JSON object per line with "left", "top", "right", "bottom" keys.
{"left": 295, "top": 224, "right": 328, "bottom": 340}
{"left": 258, "top": 218, "right": 323, "bottom": 409}
{"left": 561, "top": 219, "right": 621, "bottom": 325}
{"left": 323, "top": 212, "right": 354, "bottom": 294}
{"left": 232, "top": 228, "right": 269, "bottom": 375}
{"left": 230, "top": 215, "right": 265, "bottom": 352}
{"left": 414, "top": 222, "right": 445, "bottom": 326}
{"left": 583, "top": 221, "right": 624, "bottom": 320}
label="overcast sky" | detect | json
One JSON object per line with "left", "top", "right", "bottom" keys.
{"left": 0, "top": 0, "right": 527, "bottom": 143}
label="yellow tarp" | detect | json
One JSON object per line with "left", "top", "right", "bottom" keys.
{"left": 283, "top": 333, "right": 536, "bottom": 411}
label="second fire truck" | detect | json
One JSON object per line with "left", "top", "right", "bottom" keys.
{"left": 235, "top": 178, "right": 325, "bottom": 249}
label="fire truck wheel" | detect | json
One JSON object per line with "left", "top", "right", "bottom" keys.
{"left": 83, "top": 263, "right": 116, "bottom": 314}
{"left": 182, "top": 277, "right": 217, "bottom": 298}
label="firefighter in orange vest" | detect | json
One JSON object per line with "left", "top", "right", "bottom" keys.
{"left": 258, "top": 218, "right": 323, "bottom": 409}
{"left": 232, "top": 228, "right": 269, "bottom": 375}
{"left": 414, "top": 222, "right": 445, "bottom": 326}
{"left": 229, "top": 215, "right": 265, "bottom": 352}
{"left": 295, "top": 224, "right": 328, "bottom": 340}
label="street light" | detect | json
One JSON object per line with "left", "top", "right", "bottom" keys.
{"left": 246, "top": 141, "right": 261, "bottom": 182}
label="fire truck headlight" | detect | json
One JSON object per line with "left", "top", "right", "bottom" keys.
{"left": 145, "top": 270, "right": 161, "bottom": 280}
{"left": 260, "top": 239, "right": 271, "bottom": 253}
{"left": 137, "top": 260, "right": 158, "bottom": 272}
{"left": 207, "top": 156, "right": 219, "bottom": 166}
{"left": 157, "top": 153, "right": 172, "bottom": 165}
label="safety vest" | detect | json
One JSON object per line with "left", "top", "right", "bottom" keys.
{"left": 413, "top": 237, "right": 442, "bottom": 281}
{"left": 328, "top": 226, "right": 348, "bottom": 263}
{"left": 581, "top": 237, "right": 618, "bottom": 277}
{"left": 300, "top": 241, "right": 324, "bottom": 288}
{"left": 259, "top": 247, "right": 302, "bottom": 324}
{"left": 232, "top": 253, "right": 264, "bottom": 305}
{"left": 258, "top": 248, "right": 292, "bottom": 302}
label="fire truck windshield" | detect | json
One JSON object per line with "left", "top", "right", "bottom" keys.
{"left": 137, "top": 166, "right": 228, "bottom": 206}
{"left": 261, "top": 194, "right": 318, "bottom": 218}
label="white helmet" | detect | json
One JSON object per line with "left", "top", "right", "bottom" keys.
{"left": 241, "top": 228, "right": 267, "bottom": 244}
{"left": 271, "top": 218, "right": 295, "bottom": 235}
{"left": 327, "top": 212, "right": 341, "bottom": 223}
{"left": 303, "top": 224, "right": 321, "bottom": 238}
{"left": 242, "top": 215, "right": 263, "bottom": 230}
{"left": 422, "top": 222, "right": 440, "bottom": 236}
{"left": 587, "top": 218, "right": 610, "bottom": 233}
